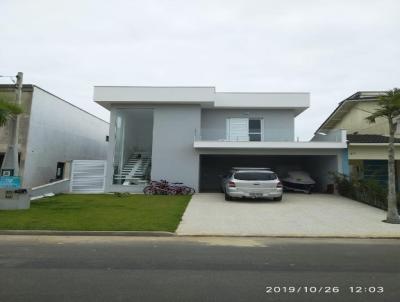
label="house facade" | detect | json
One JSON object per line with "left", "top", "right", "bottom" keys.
{"left": 315, "top": 91, "right": 400, "bottom": 186}
{"left": 94, "top": 86, "right": 348, "bottom": 193}
{"left": 0, "top": 84, "right": 109, "bottom": 188}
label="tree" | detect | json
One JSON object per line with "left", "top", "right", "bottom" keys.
{"left": 0, "top": 98, "right": 23, "bottom": 127}
{"left": 366, "top": 88, "right": 400, "bottom": 224}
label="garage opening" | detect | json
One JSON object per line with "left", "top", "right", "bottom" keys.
{"left": 199, "top": 155, "right": 338, "bottom": 193}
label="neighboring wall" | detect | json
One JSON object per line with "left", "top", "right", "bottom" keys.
{"left": 22, "top": 87, "right": 109, "bottom": 187}
{"left": 349, "top": 144, "right": 400, "bottom": 160}
{"left": 200, "top": 109, "right": 295, "bottom": 141}
{"left": 311, "top": 129, "right": 346, "bottom": 142}
{"left": 31, "top": 179, "right": 70, "bottom": 198}
{"left": 334, "top": 102, "right": 389, "bottom": 135}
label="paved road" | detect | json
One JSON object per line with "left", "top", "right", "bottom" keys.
{"left": 0, "top": 236, "right": 399, "bottom": 302}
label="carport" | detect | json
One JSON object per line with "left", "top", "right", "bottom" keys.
{"left": 199, "top": 154, "right": 339, "bottom": 193}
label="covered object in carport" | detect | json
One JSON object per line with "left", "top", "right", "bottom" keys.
{"left": 199, "top": 154, "right": 338, "bottom": 193}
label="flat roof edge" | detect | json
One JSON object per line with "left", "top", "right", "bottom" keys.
{"left": 93, "top": 86, "right": 310, "bottom": 111}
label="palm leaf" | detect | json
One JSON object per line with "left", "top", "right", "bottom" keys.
{"left": 365, "top": 88, "right": 400, "bottom": 123}
{"left": 0, "top": 99, "right": 23, "bottom": 127}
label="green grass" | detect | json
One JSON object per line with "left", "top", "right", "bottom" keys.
{"left": 0, "top": 194, "right": 191, "bottom": 232}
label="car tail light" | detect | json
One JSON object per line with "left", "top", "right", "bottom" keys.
{"left": 228, "top": 181, "right": 236, "bottom": 187}
{"left": 277, "top": 181, "right": 283, "bottom": 188}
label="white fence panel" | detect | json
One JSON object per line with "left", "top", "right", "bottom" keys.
{"left": 70, "top": 160, "right": 106, "bottom": 193}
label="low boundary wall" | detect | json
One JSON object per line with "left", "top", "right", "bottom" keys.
{"left": 31, "top": 179, "right": 70, "bottom": 200}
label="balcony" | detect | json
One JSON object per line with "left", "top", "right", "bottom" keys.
{"left": 193, "top": 129, "right": 347, "bottom": 150}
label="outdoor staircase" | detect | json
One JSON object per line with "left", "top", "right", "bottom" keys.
{"left": 114, "top": 152, "right": 151, "bottom": 185}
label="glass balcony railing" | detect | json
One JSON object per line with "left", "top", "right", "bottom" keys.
{"left": 194, "top": 129, "right": 345, "bottom": 143}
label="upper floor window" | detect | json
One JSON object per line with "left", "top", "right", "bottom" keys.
{"left": 226, "top": 118, "right": 263, "bottom": 142}
{"left": 249, "top": 119, "right": 262, "bottom": 141}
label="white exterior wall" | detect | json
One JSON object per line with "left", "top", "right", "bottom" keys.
{"left": 151, "top": 105, "right": 201, "bottom": 190}
{"left": 105, "top": 104, "right": 201, "bottom": 192}
{"left": 201, "top": 109, "right": 295, "bottom": 141}
{"left": 22, "top": 87, "right": 109, "bottom": 187}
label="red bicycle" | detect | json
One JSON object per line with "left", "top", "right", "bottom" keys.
{"left": 143, "top": 180, "right": 195, "bottom": 195}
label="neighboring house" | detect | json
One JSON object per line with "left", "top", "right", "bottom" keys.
{"left": 0, "top": 84, "right": 109, "bottom": 188}
{"left": 315, "top": 91, "right": 400, "bottom": 186}
{"left": 94, "top": 86, "right": 347, "bottom": 193}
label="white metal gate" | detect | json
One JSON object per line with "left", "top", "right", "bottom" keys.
{"left": 70, "top": 160, "right": 106, "bottom": 193}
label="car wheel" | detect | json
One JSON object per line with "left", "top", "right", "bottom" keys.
{"left": 224, "top": 193, "right": 232, "bottom": 201}
{"left": 274, "top": 196, "right": 282, "bottom": 201}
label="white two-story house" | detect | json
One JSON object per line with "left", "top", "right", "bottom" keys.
{"left": 94, "top": 86, "right": 348, "bottom": 193}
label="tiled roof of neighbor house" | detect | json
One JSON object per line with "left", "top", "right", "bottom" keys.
{"left": 345, "top": 91, "right": 388, "bottom": 101}
{"left": 315, "top": 91, "right": 388, "bottom": 133}
{"left": 347, "top": 134, "right": 400, "bottom": 144}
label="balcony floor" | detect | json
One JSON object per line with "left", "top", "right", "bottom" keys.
{"left": 194, "top": 140, "right": 346, "bottom": 149}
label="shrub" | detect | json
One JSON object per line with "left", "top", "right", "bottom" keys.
{"left": 332, "top": 173, "right": 398, "bottom": 210}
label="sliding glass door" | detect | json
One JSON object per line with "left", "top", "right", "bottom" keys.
{"left": 226, "top": 118, "right": 263, "bottom": 142}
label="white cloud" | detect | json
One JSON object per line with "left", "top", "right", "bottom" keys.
{"left": 1, "top": 0, "right": 399, "bottom": 139}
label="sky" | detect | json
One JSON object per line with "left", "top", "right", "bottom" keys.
{"left": 1, "top": 0, "right": 399, "bottom": 139}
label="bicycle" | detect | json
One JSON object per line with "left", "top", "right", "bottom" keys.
{"left": 143, "top": 180, "right": 195, "bottom": 195}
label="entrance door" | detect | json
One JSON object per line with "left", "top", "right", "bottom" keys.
{"left": 227, "top": 118, "right": 249, "bottom": 141}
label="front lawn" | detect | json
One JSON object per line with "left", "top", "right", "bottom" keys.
{"left": 0, "top": 194, "right": 191, "bottom": 232}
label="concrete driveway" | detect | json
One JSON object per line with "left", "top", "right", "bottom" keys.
{"left": 176, "top": 193, "right": 400, "bottom": 237}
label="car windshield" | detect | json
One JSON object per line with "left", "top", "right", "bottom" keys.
{"left": 234, "top": 172, "right": 277, "bottom": 181}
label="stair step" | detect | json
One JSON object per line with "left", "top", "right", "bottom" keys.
{"left": 118, "top": 153, "right": 152, "bottom": 183}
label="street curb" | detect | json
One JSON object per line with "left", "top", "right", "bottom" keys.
{"left": 176, "top": 234, "right": 400, "bottom": 239}
{"left": 0, "top": 231, "right": 399, "bottom": 239}
{"left": 0, "top": 230, "right": 175, "bottom": 237}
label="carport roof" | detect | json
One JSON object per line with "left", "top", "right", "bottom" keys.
{"left": 194, "top": 140, "right": 347, "bottom": 149}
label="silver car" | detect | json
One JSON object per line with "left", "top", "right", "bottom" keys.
{"left": 221, "top": 167, "right": 283, "bottom": 201}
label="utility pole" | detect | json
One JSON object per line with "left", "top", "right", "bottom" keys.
{"left": 1, "top": 72, "right": 23, "bottom": 177}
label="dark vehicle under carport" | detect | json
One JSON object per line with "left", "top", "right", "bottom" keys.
{"left": 199, "top": 154, "right": 337, "bottom": 193}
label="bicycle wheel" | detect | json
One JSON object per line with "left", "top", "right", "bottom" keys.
{"left": 157, "top": 187, "right": 169, "bottom": 195}
{"left": 167, "top": 188, "right": 177, "bottom": 195}
{"left": 188, "top": 187, "right": 196, "bottom": 195}
{"left": 182, "top": 186, "right": 195, "bottom": 195}
{"left": 143, "top": 186, "right": 153, "bottom": 195}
